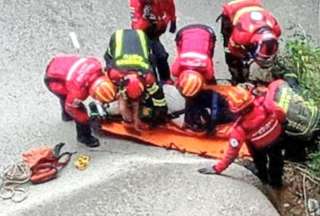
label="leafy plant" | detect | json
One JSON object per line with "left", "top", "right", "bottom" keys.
{"left": 276, "top": 28, "right": 320, "bottom": 176}
{"left": 275, "top": 31, "right": 320, "bottom": 105}
{"left": 309, "top": 151, "right": 320, "bottom": 178}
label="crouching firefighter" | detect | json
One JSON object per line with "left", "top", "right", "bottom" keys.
{"left": 104, "top": 29, "right": 168, "bottom": 131}
{"left": 44, "top": 54, "right": 117, "bottom": 147}
{"left": 269, "top": 80, "right": 320, "bottom": 161}
{"left": 129, "top": 0, "right": 177, "bottom": 82}
{"left": 218, "top": 0, "right": 285, "bottom": 84}
{"left": 171, "top": 24, "right": 221, "bottom": 132}
{"left": 199, "top": 80, "right": 287, "bottom": 188}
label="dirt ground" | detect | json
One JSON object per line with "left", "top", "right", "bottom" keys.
{"left": 248, "top": 161, "right": 320, "bottom": 216}
{"left": 271, "top": 162, "right": 320, "bottom": 216}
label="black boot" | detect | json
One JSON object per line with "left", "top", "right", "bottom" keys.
{"left": 76, "top": 123, "right": 100, "bottom": 148}
{"left": 268, "top": 144, "right": 284, "bottom": 189}
{"left": 250, "top": 147, "right": 269, "bottom": 184}
{"left": 59, "top": 98, "right": 73, "bottom": 122}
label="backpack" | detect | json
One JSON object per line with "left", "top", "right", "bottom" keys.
{"left": 22, "top": 143, "right": 74, "bottom": 184}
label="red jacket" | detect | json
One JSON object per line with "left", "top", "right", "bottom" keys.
{"left": 214, "top": 80, "right": 286, "bottom": 173}
{"left": 222, "top": 0, "right": 281, "bottom": 58}
{"left": 130, "top": 0, "right": 176, "bottom": 36}
{"left": 45, "top": 55, "right": 103, "bottom": 123}
{"left": 171, "top": 25, "right": 216, "bottom": 81}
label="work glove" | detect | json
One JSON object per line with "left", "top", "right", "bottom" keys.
{"left": 198, "top": 165, "right": 217, "bottom": 175}
{"left": 89, "top": 102, "right": 107, "bottom": 120}
{"left": 169, "top": 21, "right": 176, "bottom": 33}
{"left": 88, "top": 102, "right": 109, "bottom": 129}
{"left": 88, "top": 102, "right": 100, "bottom": 121}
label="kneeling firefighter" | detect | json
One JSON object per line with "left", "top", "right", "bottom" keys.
{"left": 171, "top": 24, "right": 221, "bottom": 132}
{"left": 199, "top": 80, "right": 287, "bottom": 188}
{"left": 104, "top": 29, "right": 168, "bottom": 131}
{"left": 44, "top": 54, "right": 116, "bottom": 147}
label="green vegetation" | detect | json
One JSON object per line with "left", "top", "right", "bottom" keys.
{"left": 275, "top": 31, "right": 320, "bottom": 177}
{"left": 309, "top": 152, "right": 320, "bottom": 177}
{"left": 276, "top": 32, "right": 320, "bottom": 104}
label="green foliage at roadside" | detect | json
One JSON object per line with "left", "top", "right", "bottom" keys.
{"left": 275, "top": 31, "right": 320, "bottom": 177}
{"left": 309, "top": 152, "right": 320, "bottom": 178}
{"left": 275, "top": 33, "right": 320, "bottom": 105}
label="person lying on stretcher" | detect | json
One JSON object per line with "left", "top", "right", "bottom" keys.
{"left": 89, "top": 78, "right": 287, "bottom": 187}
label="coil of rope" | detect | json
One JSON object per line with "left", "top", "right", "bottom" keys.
{"left": 0, "top": 162, "right": 31, "bottom": 203}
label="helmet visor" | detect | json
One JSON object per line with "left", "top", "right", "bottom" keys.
{"left": 253, "top": 38, "right": 279, "bottom": 68}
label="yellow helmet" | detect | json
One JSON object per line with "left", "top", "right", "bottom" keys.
{"left": 177, "top": 70, "right": 204, "bottom": 97}
{"left": 89, "top": 76, "right": 117, "bottom": 103}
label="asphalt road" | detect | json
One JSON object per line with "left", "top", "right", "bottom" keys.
{"left": 0, "top": 0, "right": 319, "bottom": 215}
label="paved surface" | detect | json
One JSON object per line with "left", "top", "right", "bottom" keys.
{"left": 0, "top": 0, "right": 319, "bottom": 215}
{"left": 0, "top": 156, "right": 278, "bottom": 216}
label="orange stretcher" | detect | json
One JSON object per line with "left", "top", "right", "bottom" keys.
{"left": 101, "top": 122, "right": 250, "bottom": 159}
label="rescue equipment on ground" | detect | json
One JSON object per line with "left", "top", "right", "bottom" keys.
{"left": 0, "top": 162, "right": 31, "bottom": 203}
{"left": 74, "top": 154, "right": 91, "bottom": 171}
{"left": 22, "top": 143, "right": 74, "bottom": 184}
{"left": 0, "top": 143, "right": 74, "bottom": 202}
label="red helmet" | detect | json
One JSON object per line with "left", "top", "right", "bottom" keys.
{"left": 177, "top": 70, "right": 204, "bottom": 97}
{"left": 250, "top": 29, "right": 279, "bottom": 68}
{"left": 89, "top": 76, "right": 117, "bottom": 103}
{"left": 123, "top": 74, "right": 145, "bottom": 100}
{"left": 108, "top": 68, "right": 124, "bottom": 84}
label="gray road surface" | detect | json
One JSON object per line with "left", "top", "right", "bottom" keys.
{"left": 0, "top": 0, "right": 319, "bottom": 215}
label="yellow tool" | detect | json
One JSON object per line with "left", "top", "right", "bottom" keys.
{"left": 74, "top": 154, "right": 90, "bottom": 170}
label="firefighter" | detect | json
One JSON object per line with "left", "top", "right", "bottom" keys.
{"left": 218, "top": 0, "right": 295, "bottom": 86}
{"left": 44, "top": 54, "right": 117, "bottom": 147}
{"left": 129, "top": 0, "right": 177, "bottom": 83}
{"left": 171, "top": 24, "right": 220, "bottom": 132}
{"left": 199, "top": 80, "right": 287, "bottom": 188}
{"left": 104, "top": 29, "right": 168, "bottom": 131}
{"left": 269, "top": 80, "right": 320, "bottom": 161}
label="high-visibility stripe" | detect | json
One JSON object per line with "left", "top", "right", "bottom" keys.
{"left": 182, "top": 75, "right": 201, "bottom": 97}
{"left": 95, "top": 90, "right": 109, "bottom": 102}
{"left": 113, "top": 30, "right": 149, "bottom": 70}
{"left": 284, "top": 73, "right": 298, "bottom": 78}
{"left": 147, "top": 83, "right": 159, "bottom": 95}
{"left": 105, "top": 82, "right": 116, "bottom": 98}
{"left": 188, "top": 76, "right": 199, "bottom": 96}
{"left": 181, "top": 76, "right": 191, "bottom": 96}
{"left": 228, "top": 93, "right": 242, "bottom": 104}
{"left": 66, "top": 58, "right": 87, "bottom": 81}
{"left": 228, "top": 0, "right": 248, "bottom": 5}
{"left": 137, "top": 30, "right": 148, "bottom": 59}
{"left": 99, "top": 83, "right": 115, "bottom": 100}
{"left": 277, "top": 88, "right": 290, "bottom": 113}
{"left": 277, "top": 90, "right": 286, "bottom": 111}
{"left": 180, "top": 52, "right": 208, "bottom": 60}
{"left": 116, "top": 58, "right": 149, "bottom": 69}
{"left": 233, "top": 6, "right": 263, "bottom": 25}
{"left": 115, "top": 30, "right": 124, "bottom": 59}
{"left": 152, "top": 98, "right": 167, "bottom": 107}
